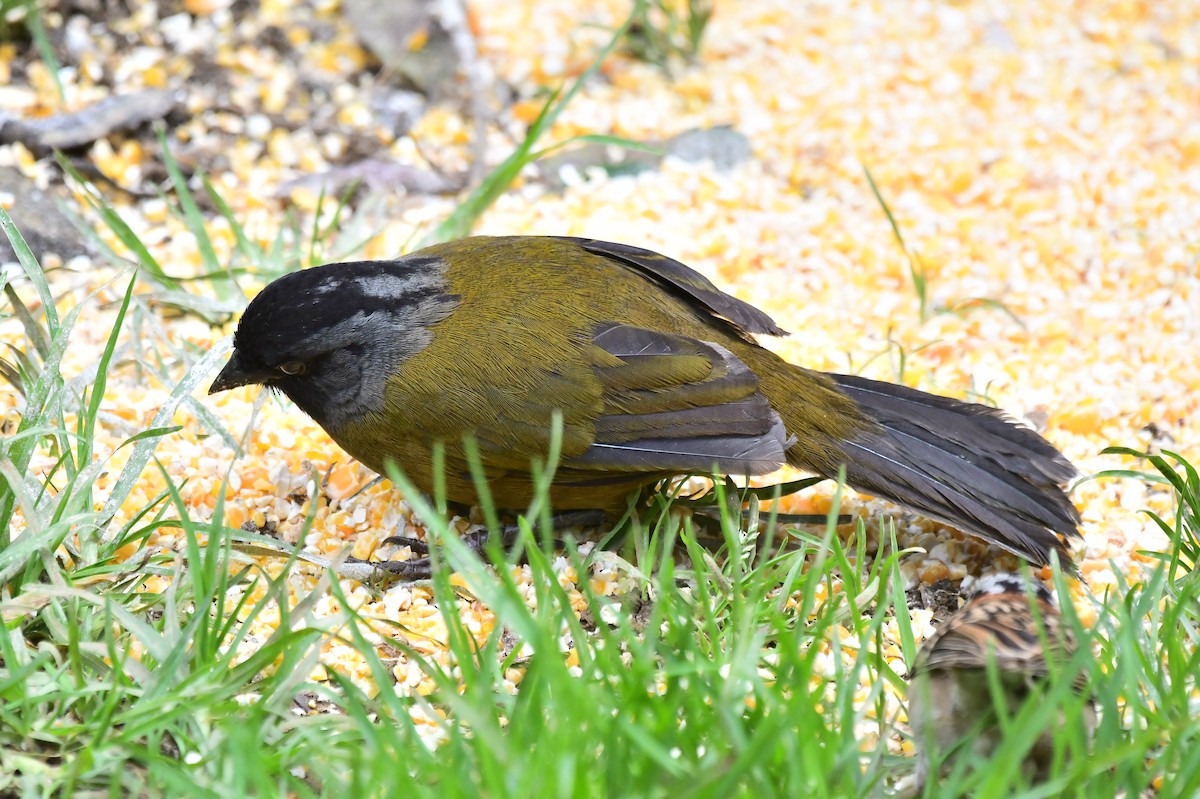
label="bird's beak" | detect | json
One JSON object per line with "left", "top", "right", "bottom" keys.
{"left": 209, "top": 352, "right": 267, "bottom": 394}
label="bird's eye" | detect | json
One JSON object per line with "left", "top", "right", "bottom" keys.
{"left": 279, "top": 361, "right": 306, "bottom": 376}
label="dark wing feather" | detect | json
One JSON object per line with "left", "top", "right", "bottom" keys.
{"left": 563, "top": 323, "right": 791, "bottom": 475}
{"left": 557, "top": 237, "right": 788, "bottom": 339}
{"left": 829, "top": 373, "right": 1081, "bottom": 570}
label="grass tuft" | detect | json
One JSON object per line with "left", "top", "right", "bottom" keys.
{"left": 621, "top": 0, "right": 714, "bottom": 73}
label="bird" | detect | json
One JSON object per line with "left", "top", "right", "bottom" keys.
{"left": 209, "top": 236, "right": 1081, "bottom": 567}
{"left": 905, "top": 572, "right": 1095, "bottom": 791}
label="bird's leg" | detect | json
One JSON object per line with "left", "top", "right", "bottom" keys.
{"left": 377, "top": 534, "right": 431, "bottom": 555}
{"left": 376, "top": 499, "right": 478, "bottom": 554}
{"left": 350, "top": 510, "right": 607, "bottom": 582}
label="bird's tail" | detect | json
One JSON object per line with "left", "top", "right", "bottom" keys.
{"left": 826, "top": 372, "right": 1081, "bottom": 570}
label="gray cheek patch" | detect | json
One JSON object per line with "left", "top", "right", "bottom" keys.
{"left": 302, "top": 292, "right": 459, "bottom": 428}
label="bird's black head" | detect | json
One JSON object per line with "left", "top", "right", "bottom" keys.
{"left": 210, "top": 255, "right": 458, "bottom": 431}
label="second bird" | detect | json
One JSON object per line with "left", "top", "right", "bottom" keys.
{"left": 209, "top": 236, "right": 1081, "bottom": 567}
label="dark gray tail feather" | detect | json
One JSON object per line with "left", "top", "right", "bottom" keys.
{"left": 828, "top": 373, "right": 1082, "bottom": 571}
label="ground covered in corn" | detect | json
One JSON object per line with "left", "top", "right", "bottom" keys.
{"left": 1, "top": 0, "right": 1197, "bottom": 795}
